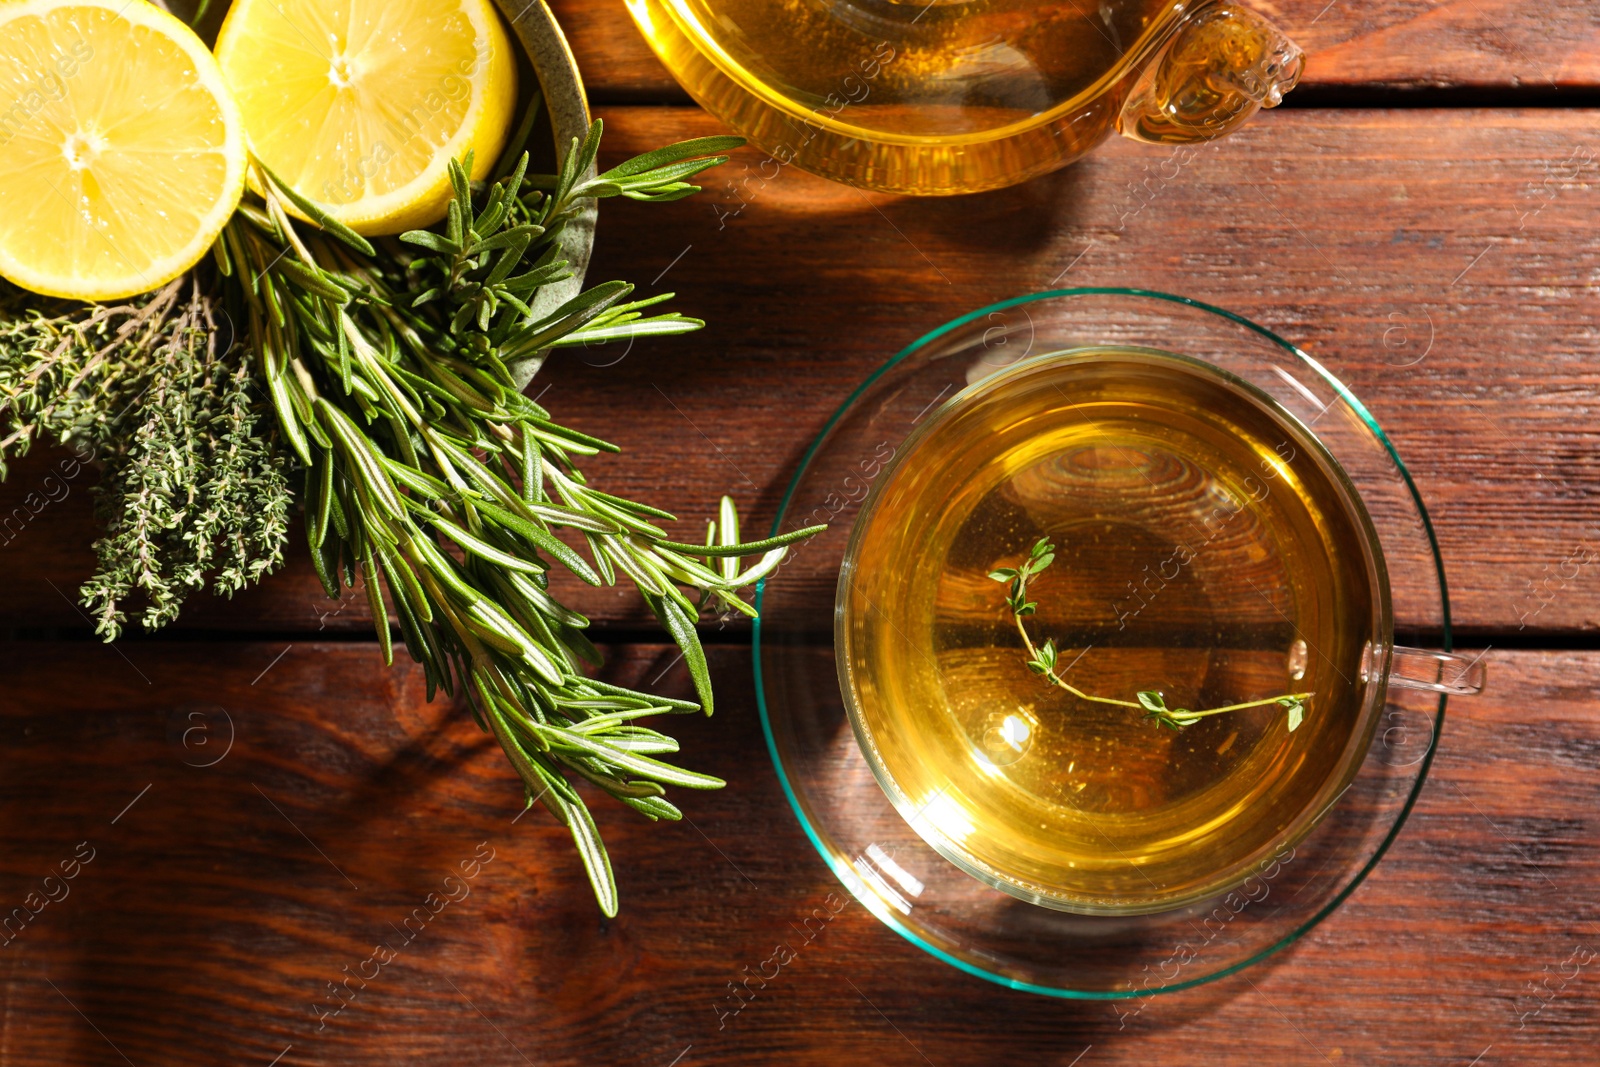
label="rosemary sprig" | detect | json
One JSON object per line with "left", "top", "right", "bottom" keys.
{"left": 993, "top": 538, "right": 1311, "bottom": 731}
{"left": 221, "top": 117, "right": 818, "bottom": 915}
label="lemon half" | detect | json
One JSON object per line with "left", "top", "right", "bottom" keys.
{"left": 0, "top": 0, "right": 246, "bottom": 302}
{"left": 215, "top": 0, "right": 518, "bottom": 237}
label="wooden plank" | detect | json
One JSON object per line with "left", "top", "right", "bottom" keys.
{"left": 551, "top": 0, "right": 1600, "bottom": 101}
{"left": 0, "top": 641, "right": 1592, "bottom": 1064}
{"left": 1291, "top": 0, "right": 1600, "bottom": 94}
{"left": 5, "top": 107, "right": 1599, "bottom": 636}
{"left": 551, "top": 0, "right": 687, "bottom": 103}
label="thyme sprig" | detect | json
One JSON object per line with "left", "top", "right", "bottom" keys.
{"left": 0, "top": 277, "right": 291, "bottom": 635}
{"left": 994, "top": 538, "right": 1311, "bottom": 731}
{"left": 219, "top": 117, "right": 818, "bottom": 916}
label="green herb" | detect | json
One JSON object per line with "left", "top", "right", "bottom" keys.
{"left": 0, "top": 92, "right": 813, "bottom": 915}
{"left": 0, "top": 277, "right": 292, "bottom": 636}
{"left": 221, "top": 114, "right": 819, "bottom": 916}
{"left": 993, "top": 538, "right": 1310, "bottom": 731}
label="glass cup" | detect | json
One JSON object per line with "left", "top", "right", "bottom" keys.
{"left": 834, "top": 345, "right": 1485, "bottom": 914}
{"left": 753, "top": 289, "right": 1482, "bottom": 995}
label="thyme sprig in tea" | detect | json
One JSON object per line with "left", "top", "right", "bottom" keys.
{"left": 994, "top": 538, "right": 1312, "bottom": 731}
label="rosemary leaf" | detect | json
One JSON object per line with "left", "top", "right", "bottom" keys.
{"left": 225, "top": 116, "right": 817, "bottom": 915}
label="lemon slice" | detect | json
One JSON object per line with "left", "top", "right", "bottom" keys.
{"left": 215, "top": 0, "right": 518, "bottom": 237}
{"left": 0, "top": 0, "right": 246, "bottom": 302}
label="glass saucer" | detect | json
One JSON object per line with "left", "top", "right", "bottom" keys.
{"left": 752, "top": 289, "right": 1450, "bottom": 998}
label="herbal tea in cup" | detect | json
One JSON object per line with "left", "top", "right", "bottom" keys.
{"left": 836, "top": 348, "right": 1474, "bottom": 914}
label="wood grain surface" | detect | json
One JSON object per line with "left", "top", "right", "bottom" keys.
{"left": 6, "top": 107, "right": 1598, "bottom": 637}
{"left": 0, "top": 642, "right": 1591, "bottom": 1066}
{"left": 5, "top": 4, "right": 1599, "bottom": 1065}
{"left": 550, "top": 0, "right": 1600, "bottom": 102}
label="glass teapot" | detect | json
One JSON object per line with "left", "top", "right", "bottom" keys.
{"left": 623, "top": 0, "right": 1304, "bottom": 195}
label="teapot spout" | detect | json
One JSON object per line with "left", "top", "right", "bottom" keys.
{"left": 1117, "top": 2, "right": 1304, "bottom": 145}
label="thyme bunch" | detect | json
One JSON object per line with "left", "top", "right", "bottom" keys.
{"left": 995, "top": 538, "right": 1311, "bottom": 731}
{"left": 219, "top": 118, "right": 819, "bottom": 915}
{"left": 0, "top": 278, "right": 292, "bottom": 636}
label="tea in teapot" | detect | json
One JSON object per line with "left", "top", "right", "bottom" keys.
{"left": 625, "top": 0, "right": 1304, "bottom": 194}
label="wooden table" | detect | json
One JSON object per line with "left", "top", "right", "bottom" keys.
{"left": 3, "top": 3, "right": 1598, "bottom": 1063}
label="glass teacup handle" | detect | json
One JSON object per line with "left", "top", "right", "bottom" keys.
{"left": 1384, "top": 646, "right": 1487, "bottom": 696}
{"left": 1118, "top": 2, "right": 1305, "bottom": 145}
